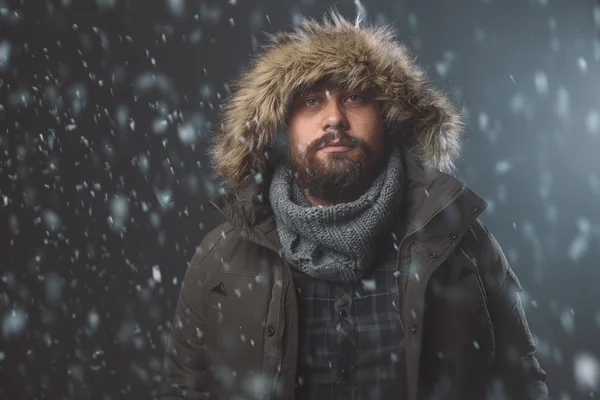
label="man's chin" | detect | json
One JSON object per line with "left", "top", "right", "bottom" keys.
{"left": 312, "top": 156, "right": 359, "bottom": 173}
{"left": 292, "top": 154, "right": 371, "bottom": 201}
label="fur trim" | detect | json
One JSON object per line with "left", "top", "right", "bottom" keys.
{"left": 210, "top": 11, "right": 464, "bottom": 190}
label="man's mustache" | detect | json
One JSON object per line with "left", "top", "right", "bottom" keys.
{"left": 306, "top": 130, "right": 365, "bottom": 153}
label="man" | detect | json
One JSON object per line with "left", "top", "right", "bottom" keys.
{"left": 161, "top": 11, "right": 548, "bottom": 400}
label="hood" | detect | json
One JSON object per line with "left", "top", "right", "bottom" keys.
{"left": 209, "top": 11, "right": 464, "bottom": 190}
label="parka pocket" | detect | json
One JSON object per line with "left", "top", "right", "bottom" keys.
{"left": 428, "top": 249, "right": 496, "bottom": 365}
{"left": 456, "top": 247, "right": 496, "bottom": 363}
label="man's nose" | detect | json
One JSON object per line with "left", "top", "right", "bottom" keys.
{"left": 321, "top": 98, "right": 350, "bottom": 131}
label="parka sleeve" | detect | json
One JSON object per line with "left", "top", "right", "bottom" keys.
{"left": 160, "top": 249, "right": 211, "bottom": 399}
{"left": 470, "top": 220, "right": 549, "bottom": 400}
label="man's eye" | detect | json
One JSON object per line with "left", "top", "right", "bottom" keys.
{"left": 304, "top": 98, "right": 320, "bottom": 106}
{"left": 346, "top": 94, "right": 364, "bottom": 102}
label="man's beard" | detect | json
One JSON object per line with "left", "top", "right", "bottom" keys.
{"left": 289, "top": 130, "right": 387, "bottom": 203}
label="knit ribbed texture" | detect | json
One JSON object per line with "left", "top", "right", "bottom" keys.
{"left": 269, "top": 146, "right": 405, "bottom": 283}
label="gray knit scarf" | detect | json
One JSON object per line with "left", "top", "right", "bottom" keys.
{"left": 268, "top": 146, "right": 405, "bottom": 283}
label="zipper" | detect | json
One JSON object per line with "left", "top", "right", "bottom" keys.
{"left": 395, "top": 241, "right": 406, "bottom": 334}
{"left": 271, "top": 260, "right": 289, "bottom": 399}
{"left": 394, "top": 183, "right": 466, "bottom": 332}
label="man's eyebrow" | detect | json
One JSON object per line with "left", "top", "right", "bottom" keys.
{"left": 300, "top": 87, "right": 357, "bottom": 95}
{"left": 302, "top": 88, "right": 332, "bottom": 94}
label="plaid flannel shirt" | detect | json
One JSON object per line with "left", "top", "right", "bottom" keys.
{"left": 292, "top": 239, "right": 408, "bottom": 400}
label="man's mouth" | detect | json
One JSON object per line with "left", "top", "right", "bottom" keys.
{"left": 319, "top": 141, "right": 355, "bottom": 152}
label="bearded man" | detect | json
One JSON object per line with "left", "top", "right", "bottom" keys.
{"left": 161, "top": 12, "right": 548, "bottom": 400}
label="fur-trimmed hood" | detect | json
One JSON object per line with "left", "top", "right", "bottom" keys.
{"left": 209, "top": 11, "right": 464, "bottom": 190}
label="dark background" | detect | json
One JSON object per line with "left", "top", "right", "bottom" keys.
{"left": 1, "top": 0, "right": 599, "bottom": 399}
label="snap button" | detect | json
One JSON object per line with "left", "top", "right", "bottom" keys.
{"left": 411, "top": 325, "right": 418, "bottom": 334}
{"left": 470, "top": 205, "right": 479, "bottom": 213}
{"left": 341, "top": 365, "right": 354, "bottom": 376}
{"left": 428, "top": 252, "right": 438, "bottom": 259}
{"left": 340, "top": 368, "right": 350, "bottom": 381}
{"left": 449, "top": 232, "right": 457, "bottom": 240}
{"left": 266, "top": 327, "right": 275, "bottom": 337}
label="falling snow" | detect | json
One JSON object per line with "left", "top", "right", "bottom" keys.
{"left": 152, "top": 265, "right": 162, "bottom": 283}
{"left": 574, "top": 353, "right": 600, "bottom": 391}
{"left": 1, "top": 1, "right": 598, "bottom": 399}
{"left": 2, "top": 309, "right": 28, "bottom": 339}
{"left": 0, "top": 40, "right": 11, "bottom": 71}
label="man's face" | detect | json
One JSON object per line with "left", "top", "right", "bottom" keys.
{"left": 286, "top": 81, "right": 388, "bottom": 204}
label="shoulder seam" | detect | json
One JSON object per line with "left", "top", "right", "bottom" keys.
{"left": 191, "top": 227, "right": 236, "bottom": 267}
